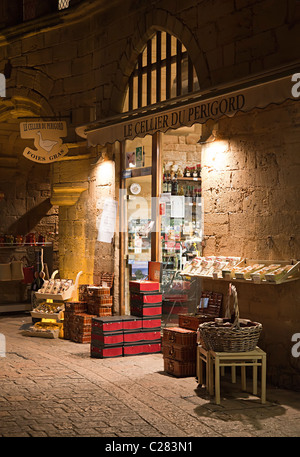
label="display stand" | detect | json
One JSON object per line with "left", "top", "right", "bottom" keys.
{"left": 31, "top": 271, "right": 83, "bottom": 322}
{"left": 181, "top": 256, "right": 300, "bottom": 285}
{"left": 0, "top": 243, "right": 53, "bottom": 313}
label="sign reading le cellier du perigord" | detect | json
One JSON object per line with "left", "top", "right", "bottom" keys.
{"left": 20, "top": 121, "right": 68, "bottom": 163}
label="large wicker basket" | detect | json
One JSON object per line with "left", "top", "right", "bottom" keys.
{"left": 199, "top": 284, "right": 262, "bottom": 352}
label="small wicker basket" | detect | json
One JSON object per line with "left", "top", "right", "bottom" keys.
{"left": 199, "top": 284, "right": 262, "bottom": 352}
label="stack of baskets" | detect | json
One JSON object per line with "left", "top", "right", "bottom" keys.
{"left": 199, "top": 284, "right": 262, "bottom": 353}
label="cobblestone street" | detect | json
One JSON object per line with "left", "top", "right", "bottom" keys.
{"left": 0, "top": 313, "right": 300, "bottom": 440}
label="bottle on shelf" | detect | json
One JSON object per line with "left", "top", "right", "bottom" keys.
{"left": 192, "top": 166, "right": 198, "bottom": 178}
{"left": 197, "top": 164, "right": 201, "bottom": 178}
{"left": 178, "top": 184, "right": 184, "bottom": 196}
{"left": 185, "top": 167, "right": 191, "bottom": 178}
{"left": 162, "top": 173, "right": 168, "bottom": 193}
{"left": 167, "top": 173, "right": 172, "bottom": 193}
{"left": 171, "top": 174, "right": 178, "bottom": 195}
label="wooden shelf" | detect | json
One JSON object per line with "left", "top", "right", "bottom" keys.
{"left": 0, "top": 243, "right": 52, "bottom": 249}
{"left": 177, "top": 177, "right": 201, "bottom": 181}
{"left": 180, "top": 259, "right": 300, "bottom": 285}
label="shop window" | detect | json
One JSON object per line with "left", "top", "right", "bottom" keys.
{"left": 123, "top": 31, "right": 199, "bottom": 112}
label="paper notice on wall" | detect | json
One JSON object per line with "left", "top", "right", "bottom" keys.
{"left": 97, "top": 198, "right": 118, "bottom": 243}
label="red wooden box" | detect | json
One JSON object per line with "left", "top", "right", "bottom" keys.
{"left": 129, "top": 280, "right": 160, "bottom": 292}
{"left": 130, "top": 303, "right": 162, "bottom": 317}
{"left": 123, "top": 342, "right": 161, "bottom": 356}
{"left": 123, "top": 330, "right": 144, "bottom": 344}
{"left": 142, "top": 317, "right": 161, "bottom": 330}
{"left": 142, "top": 329, "right": 161, "bottom": 342}
{"left": 130, "top": 292, "right": 162, "bottom": 304}
{"left": 90, "top": 344, "right": 123, "bottom": 359}
{"left": 91, "top": 331, "right": 123, "bottom": 346}
{"left": 92, "top": 316, "right": 123, "bottom": 333}
{"left": 121, "top": 315, "right": 143, "bottom": 332}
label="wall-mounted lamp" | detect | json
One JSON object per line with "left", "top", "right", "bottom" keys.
{"left": 91, "top": 147, "right": 108, "bottom": 165}
{"left": 198, "top": 122, "right": 219, "bottom": 144}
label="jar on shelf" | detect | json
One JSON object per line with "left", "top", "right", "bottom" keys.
{"left": 15, "top": 235, "right": 24, "bottom": 245}
{"left": 5, "top": 234, "right": 14, "bottom": 244}
{"left": 185, "top": 167, "right": 191, "bottom": 178}
{"left": 38, "top": 234, "right": 45, "bottom": 245}
{"left": 197, "top": 164, "right": 201, "bottom": 178}
{"left": 25, "top": 233, "right": 36, "bottom": 246}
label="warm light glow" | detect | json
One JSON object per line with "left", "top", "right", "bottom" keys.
{"left": 95, "top": 160, "right": 114, "bottom": 184}
{"left": 203, "top": 140, "right": 228, "bottom": 170}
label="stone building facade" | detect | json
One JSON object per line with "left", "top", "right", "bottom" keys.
{"left": 0, "top": 0, "right": 299, "bottom": 389}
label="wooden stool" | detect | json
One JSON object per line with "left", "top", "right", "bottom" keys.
{"left": 197, "top": 345, "right": 236, "bottom": 394}
{"left": 197, "top": 345, "right": 211, "bottom": 391}
{"left": 208, "top": 347, "right": 267, "bottom": 405}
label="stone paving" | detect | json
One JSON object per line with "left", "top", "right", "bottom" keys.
{"left": 0, "top": 313, "right": 300, "bottom": 438}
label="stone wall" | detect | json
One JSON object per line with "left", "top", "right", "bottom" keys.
{"left": 201, "top": 100, "right": 300, "bottom": 390}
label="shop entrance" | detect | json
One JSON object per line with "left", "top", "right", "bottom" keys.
{"left": 122, "top": 135, "right": 153, "bottom": 315}
{"left": 120, "top": 126, "right": 203, "bottom": 325}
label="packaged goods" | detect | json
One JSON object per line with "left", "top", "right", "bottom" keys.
{"left": 251, "top": 264, "right": 281, "bottom": 281}
{"left": 234, "top": 264, "right": 265, "bottom": 279}
{"left": 264, "top": 264, "right": 295, "bottom": 283}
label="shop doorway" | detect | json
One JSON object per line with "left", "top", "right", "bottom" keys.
{"left": 122, "top": 135, "right": 153, "bottom": 315}
{"left": 119, "top": 30, "right": 202, "bottom": 322}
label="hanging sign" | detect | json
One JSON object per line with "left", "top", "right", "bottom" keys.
{"left": 20, "top": 121, "right": 68, "bottom": 163}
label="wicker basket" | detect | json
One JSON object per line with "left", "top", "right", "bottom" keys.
{"left": 199, "top": 284, "right": 262, "bottom": 352}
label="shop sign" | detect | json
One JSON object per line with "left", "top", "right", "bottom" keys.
{"left": 20, "top": 121, "right": 68, "bottom": 163}
{"left": 123, "top": 94, "right": 245, "bottom": 140}
{"left": 79, "top": 73, "right": 298, "bottom": 146}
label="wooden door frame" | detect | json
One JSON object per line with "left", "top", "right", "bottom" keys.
{"left": 119, "top": 133, "right": 162, "bottom": 314}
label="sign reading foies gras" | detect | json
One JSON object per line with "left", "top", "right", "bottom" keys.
{"left": 20, "top": 121, "right": 68, "bottom": 163}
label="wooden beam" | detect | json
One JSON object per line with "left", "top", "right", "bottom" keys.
{"left": 156, "top": 31, "right": 161, "bottom": 103}
{"left": 151, "top": 131, "right": 162, "bottom": 262}
{"left": 119, "top": 141, "right": 126, "bottom": 315}
{"left": 147, "top": 39, "right": 152, "bottom": 106}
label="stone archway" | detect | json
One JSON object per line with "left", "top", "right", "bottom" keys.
{"left": 110, "top": 7, "right": 210, "bottom": 115}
